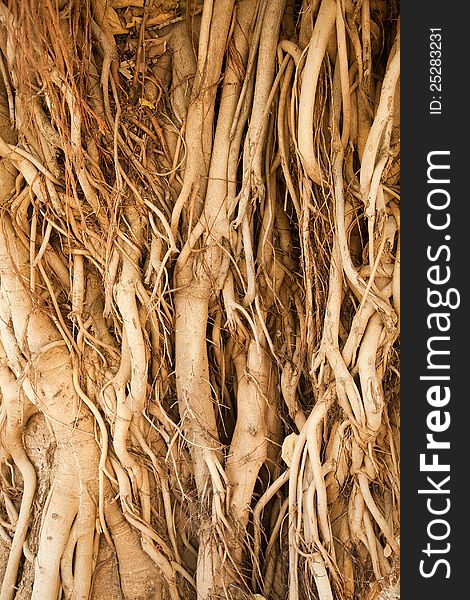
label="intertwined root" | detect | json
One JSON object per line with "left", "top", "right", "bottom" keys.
{"left": 0, "top": 0, "right": 399, "bottom": 599}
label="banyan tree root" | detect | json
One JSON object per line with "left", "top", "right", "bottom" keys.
{"left": 0, "top": 0, "right": 400, "bottom": 599}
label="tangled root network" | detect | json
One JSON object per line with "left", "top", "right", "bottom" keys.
{"left": 0, "top": 0, "right": 400, "bottom": 599}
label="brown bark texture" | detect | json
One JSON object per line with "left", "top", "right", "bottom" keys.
{"left": 0, "top": 0, "right": 400, "bottom": 598}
